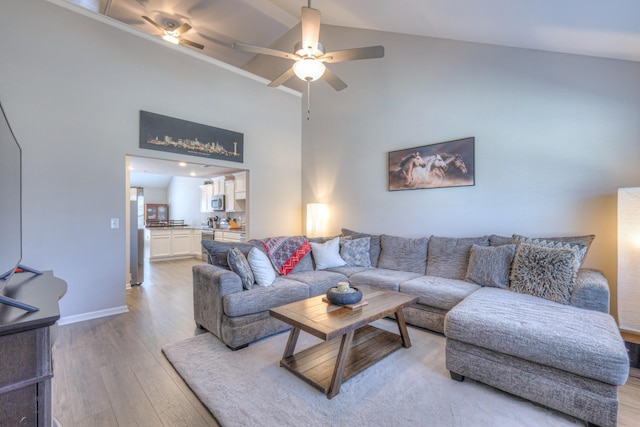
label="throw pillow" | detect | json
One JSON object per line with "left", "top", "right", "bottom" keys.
{"left": 340, "top": 237, "right": 372, "bottom": 267}
{"left": 227, "top": 247, "right": 255, "bottom": 290}
{"left": 341, "top": 228, "right": 382, "bottom": 267}
{"left": 201, "top": 240, "right": 257, "bottom": 269}
{"left": 310, "top": 237, "right": 347, "bottom": 270}
{"left": 512, "top": 234, "right": 588, "bottom": 266}
{"left": 426, "top": 236, "right": 490, "bottom": 280}
{"left": 378, "top": 235, "right": 428, "bottom": 274}
{"left": 464, "top": 244, "right": 516, "bottom": 289}
{"left": 247, "top": 247, "right": 276, "bottom": 287}
{"left": 509, "top": 242, "right": 583, "bottom": 305}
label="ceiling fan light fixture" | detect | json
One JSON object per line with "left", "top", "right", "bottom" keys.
{"left": 293, "top": 59, "right": 326, "bottom": 82}
{"left": 162, "top": 33, "right": 180, "bottom": 44}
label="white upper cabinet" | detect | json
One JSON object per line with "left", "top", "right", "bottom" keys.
{"left": 233, "top": 172, "right": 247, "bottom": 200}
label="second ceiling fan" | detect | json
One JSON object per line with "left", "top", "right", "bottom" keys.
{"left": 232, "top": 2, "right": 384, "bottom": 91}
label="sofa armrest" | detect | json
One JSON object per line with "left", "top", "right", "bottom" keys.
{"left": 193, "top": 264, "right": 243, "bottom": 340}
{"left": 570, "top": 268, "right": 610, "bottom": 314}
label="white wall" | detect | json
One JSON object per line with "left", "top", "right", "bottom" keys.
{"left": 302, "top": 26, "right": 640, "bottom": 319}
{"left": 167, "top": 176, "right": 202, "bottom": 227}
{"left": 141, "top": 187, "right": 168, "bottom": 205}
{"left": 0, "top": 0, "right": 302, "bottom": 320}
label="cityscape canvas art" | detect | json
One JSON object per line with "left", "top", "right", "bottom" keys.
{"left": 139, "top": 111, "right": 244, "bottom": 163}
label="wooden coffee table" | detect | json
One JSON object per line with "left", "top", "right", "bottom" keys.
{"left": 269, "top": 285, "right": 418, "bottom": 399}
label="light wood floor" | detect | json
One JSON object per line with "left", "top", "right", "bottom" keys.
{"left": 52, "top": 257, "right": 219, "bottom": 427}
{"left": 51, "top": 258, "right": 640, "bottom": 426}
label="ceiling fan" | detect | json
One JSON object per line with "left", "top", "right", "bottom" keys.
{"left": 142, "top": 15, "right": 204, "bottom": 50}
{"left": 232, "top": 1, "right": 384, "bottom": 91}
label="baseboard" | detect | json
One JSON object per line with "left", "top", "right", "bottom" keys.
{"left": 57, "top": 305, "right": 129, "bottom": 326}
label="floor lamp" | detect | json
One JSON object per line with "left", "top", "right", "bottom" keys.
{"left": 618, "top": 187, "right": 640, "bottom": 367}
{"left": 306, "top": 203, "right": 328, "bottom": 238}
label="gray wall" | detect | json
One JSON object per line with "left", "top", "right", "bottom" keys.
{"left": 0, "top": 0, "right": 302, "bottom": 320}
{"left": 302, "top": 26, "right": 640, "bottom": 318}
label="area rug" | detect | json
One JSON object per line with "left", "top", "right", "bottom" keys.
{"left": 162, "top": 320, "right": 582, "bottom": 427}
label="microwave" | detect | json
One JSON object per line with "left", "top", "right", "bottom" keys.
{"left": 211, "top": 194, "right": 225, "bottom": 211}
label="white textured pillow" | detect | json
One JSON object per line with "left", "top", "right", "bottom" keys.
{"left": 247, "top": 248, "right": 276, "bottom": 287}
{"left": 310, "top": 237, "right": 346, "bottom": 270}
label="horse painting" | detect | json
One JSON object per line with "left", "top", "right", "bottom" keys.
{"left": 388, "top": 137, "right": 475, "bottom": 191}
{"left": 389, "top": 152, "right": 446, "bottom": 189}
{"left": 431, "top": 153, "right": 468, "bottom": 182}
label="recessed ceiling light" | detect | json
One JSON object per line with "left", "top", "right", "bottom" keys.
{"left": 179, "top": 162, "right": 187, "bottom": 167}
{"left": 190, "top": 172, "right": 196, "bottom": 176}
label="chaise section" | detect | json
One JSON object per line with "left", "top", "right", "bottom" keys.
{"left": 444, "top": 287, "right": 629, "bottom": 427}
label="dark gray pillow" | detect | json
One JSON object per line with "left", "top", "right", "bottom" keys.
{"left": 340, "top": 237, "right": 372, "bottom": 267}
{"left": 341, "top": 228, "right": 381, "bottom": 267}
{"left": 489, "top": 235, "right": 513, "bottom": 246}
{"left": 426, "top": 236, "right": 490, "bottom": 280}
{"left": 202, "top": 240, "right": 257, "bottom": 269}
{"left": 509, "top": 242, "right": 582, "bottom": 305}
{"left": 464, "top": 244, "right": 516, "bottom": 289}
{"left": 378, "top": 234, "right": 428, "bottom": 274}
{"left": 227, "top": 247, "right": 254, "bottom": 290}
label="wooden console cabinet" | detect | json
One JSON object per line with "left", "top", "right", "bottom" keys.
{"left": 0, "top": 271, "right": 66, "bottom": 426}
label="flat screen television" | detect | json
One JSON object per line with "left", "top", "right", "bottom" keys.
{"left": 0, "top": 100, "right": 41, "bottom": 311}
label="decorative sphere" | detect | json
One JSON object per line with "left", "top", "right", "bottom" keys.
{"left": 326, "top": 286, "right": 363, "bottom": 305}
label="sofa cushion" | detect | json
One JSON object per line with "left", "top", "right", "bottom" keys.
{"left": 248, "top": 247, "right": 276, "bottom": 287}
{"left": 489, "top": 235, "right": 513, "bottom": 246}
{"left": 426, "top": 236, "right": 490, "bottom": 280}
{"left": 400, "top": 276, "right": 481, "bottom": 311}
{"left": 340, "top": 237, "right": 372, "bottom": 267}
{"left": 509, "top": 241, "right": 583, "bottom": 305}
{"left": 202, "top": 240, "right": 258, "bottom": 269}
{"left": 223, "top": 277, "right": 309, "bottom": 317}
{"left": 287, "top": 270, "right": 349, "bottom": 297}
{"left": 349, "top": 268, "right": 422, "bottom": 292}
{"left": 464, "top": 244, "right": 516, "bottom": 289}
{"left": 325, "top": 266, "right": 371, "bottom": 277}
{"left": 444, "top": 287, "right": 629, "bottom": 385}
{"left": 310, "top": 237, "right": 346, "bottom": 270}
{"left": 378, "top": 235, "right": 428, "bottom": 274}
{"left": 227, "top": 247, "right": 254, "bottom": 290}
{"left": 341, "top": 228, "right": 381, "bottom": 267}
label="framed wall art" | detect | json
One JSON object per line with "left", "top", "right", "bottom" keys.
{"left": 139, "top": 111, "right": 244, "bottom": 163}
{"left": 388, "top": 137, "right": 475, "bottom": 191}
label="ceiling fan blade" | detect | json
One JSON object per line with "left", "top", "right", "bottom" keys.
{"left": 174, "top": 23, "right": 192, "bottom": 36}
{"left": 323, "top": 45, "right": 385, "bottom": 63}
{"left": 232, "top": 43, "right": 297, "bottom": 61}
{"left": 142, "top": 16, "right": 165, "bottom": 33}
{"left": 322, "top": 66, "right": 348, "bottom": 91}
{"left": 267, "top": 67, "right": 296, "bottom": 88}
{"left": 300, "top": 7, "right": 321, "bottom": 53}
{"left": 180, "top": 38, "right": 204, "bottom": 50}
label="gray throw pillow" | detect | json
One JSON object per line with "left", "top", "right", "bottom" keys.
{"left": 341, "top": 228, "right": 381, "bottom": 267}
{"left": 227, "top": 247, "right": 255, "bottom": 290}
{"left": 340, "top": 237, "right": 372, "bottom": 267}
{"left": 378, "top": 235, "right": 428, "bottom": 274}
{"left": 512, "top": 234, "right": 588, "bottom": 266}
{"left": 464, "top": 244, "right": 516, "bottom": 289}
{"left": 489, "top": 235, "right": 514, "bottom": 246}
{"left": 202, "top": 240, "right": 257, "bottom": 269}
{"left": 509, "top": 242, "right": 583, "bottom": 305}
{"left": 426, "top": 236, "right": 490, "bottom": 280}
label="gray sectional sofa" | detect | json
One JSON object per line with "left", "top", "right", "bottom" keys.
{"left": 193, "top": 229, "right": 629, "bottom": 427}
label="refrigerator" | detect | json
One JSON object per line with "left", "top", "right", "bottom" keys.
{"left": 130, "top": 187, "right": 144, "bottom": 285}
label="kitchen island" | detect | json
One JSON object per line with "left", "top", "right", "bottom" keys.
{"left": 144, "top": 227, "right": 202, "bottom": 261}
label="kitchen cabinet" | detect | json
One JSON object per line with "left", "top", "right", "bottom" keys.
{"left": 145, "top": 228, "right": 202, "bottom": 260}
{"left": 200, "top": 184, "right": 213, "bottom": 213}
{"left": 214, "top": 230, "right": 246, "bottom": 243}
{"left": 145, "top": 204, "right": 169, "bottom": 223}
{"left": 191, "top": 229, "right": 203, "bottom": 257}
{"left": 212, "top": 177, "right": 225, "bottom": 195}
{"left": 233, "top": 172, "right": 247, "bottom": 200}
